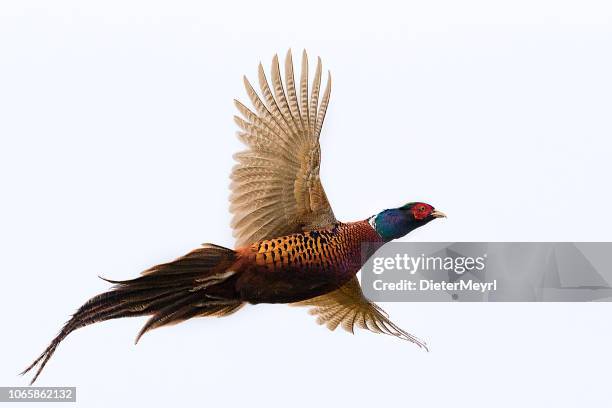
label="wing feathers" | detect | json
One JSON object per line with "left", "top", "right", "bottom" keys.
{"left": 309, "top": 57, "right": 322, "bottom": 138}
{"left": 284, "top": 50, "right": 306, "bottom": 139}
{"left": 292, "top": 277, "right": 428, "bottom": 349}
{"left": 316, "top": 71, "right": 332, "bottom": 138}
{"left": 233, "top": 100, "right": 291, "bottom": 148}
{"left": 300, "top": 50, "right": 310, "bottom": 137}
{"left": 231, "top": 50, "right": 336, "bottom": 246}
{"left": 242, "top": 76, "right": 287, "bottom": 142}
{"left": 258, "top": 63, "right": 296, "bottom": 139}
{"left": 271, "top": 54, "right": 301, "bottom": 138}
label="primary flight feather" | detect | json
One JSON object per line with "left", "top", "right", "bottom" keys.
{"left": 23, "top": 50, "right": 445, "bottom": 384}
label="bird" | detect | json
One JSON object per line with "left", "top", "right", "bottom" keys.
{"left": 22, "top": 50, "right": 446, "bottom": 384}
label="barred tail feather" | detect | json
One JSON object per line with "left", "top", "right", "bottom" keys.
{"left": 21, "top": 244, "right": 243, "bottom": 384}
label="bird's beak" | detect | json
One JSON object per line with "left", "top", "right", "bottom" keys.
{"left": 431, "top": 210, "right": 447, "bottom": 219}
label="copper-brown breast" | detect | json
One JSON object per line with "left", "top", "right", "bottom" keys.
{"left": 234, "top": 221, "right": 383, "bottom": 303}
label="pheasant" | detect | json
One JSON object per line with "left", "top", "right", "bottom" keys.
{"left": 23, "top": 50, "right": 446, "bottom": 384}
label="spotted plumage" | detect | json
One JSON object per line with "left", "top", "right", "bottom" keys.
{"left": 232, "top": 221, "right": 384, "bottom": 304}
{"left": 251, "top": 222, "right": 378, "bottom": 273}
{"left": 23, "top": 50, "right": 445, "bottom": 384}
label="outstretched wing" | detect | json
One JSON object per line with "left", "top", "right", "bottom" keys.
{"left": 230, "top": 50, "right": 336, "bottom": 247}
{"left": 293, "top": 277, "right": 428, "bottom": 349}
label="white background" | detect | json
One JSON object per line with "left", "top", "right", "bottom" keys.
{"left": 1, "top": 1, "right": 611, "bottom": 406}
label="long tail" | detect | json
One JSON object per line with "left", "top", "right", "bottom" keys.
{"left": 21, "top": 243, "right": 244, "bottom": 384}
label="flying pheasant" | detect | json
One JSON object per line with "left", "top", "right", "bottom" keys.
{"left": 23, "top": 50, "right": 445, "bottom": 384}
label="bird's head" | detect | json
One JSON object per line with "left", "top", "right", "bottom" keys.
{"left": 370, "top": 202, "right": 446, "bottom": 241}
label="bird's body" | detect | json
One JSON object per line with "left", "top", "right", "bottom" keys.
{"left": 235, "top": 220, "right": 383, "bottom": 303}
{"left": 23, "top": 50, "right": 445, "bottom": 384}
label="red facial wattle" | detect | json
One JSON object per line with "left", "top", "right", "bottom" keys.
{"left": 411, "top": 203, "right": 434, "bottom": 220}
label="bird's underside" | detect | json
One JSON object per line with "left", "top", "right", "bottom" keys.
{"left": 22, "top": 50, "right": 427, "bottom": 385}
